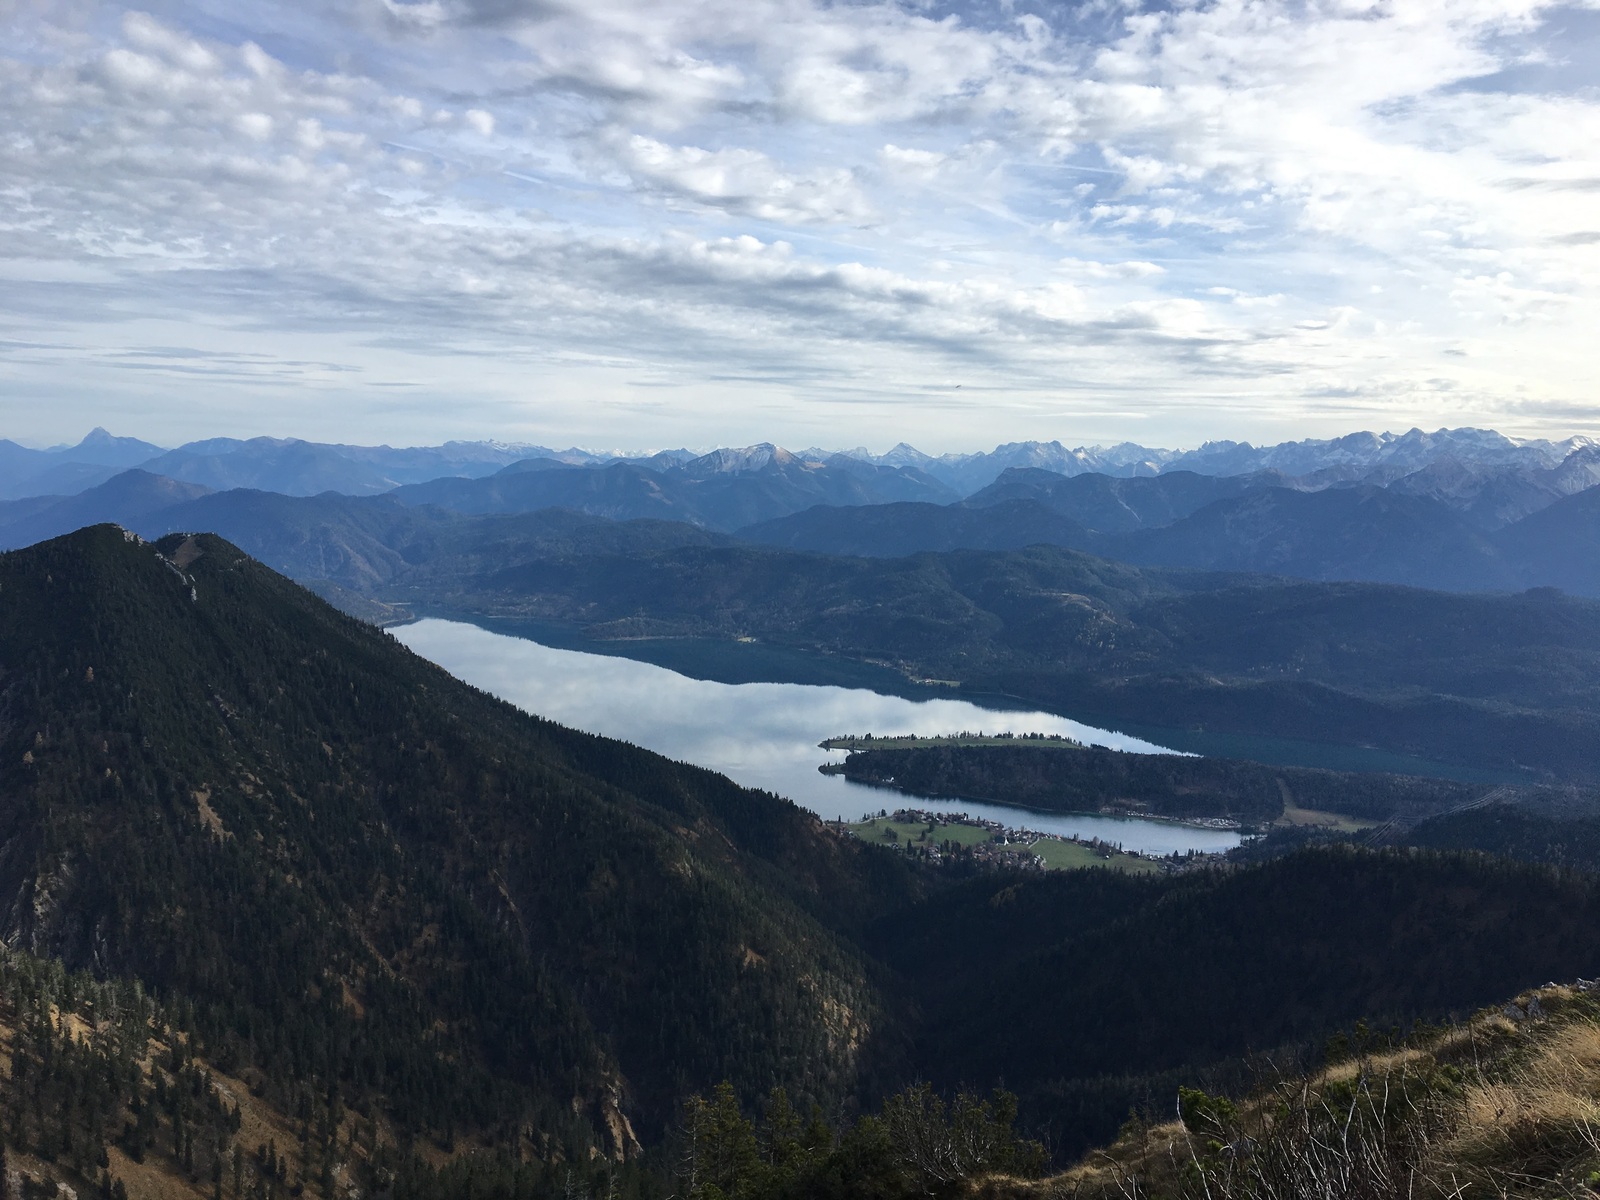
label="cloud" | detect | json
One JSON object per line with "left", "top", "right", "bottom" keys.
{"left": 1058, "top": 258, "right": 1166, "bottom": 280}
{"left": 878, "top": 144, "right": 947, "bottom": 181}
{"left": 611, "top": 134, "right": 871, "bottom": 224}
{"left": 0, "top": 0, "right": 1598, "bottom": 449}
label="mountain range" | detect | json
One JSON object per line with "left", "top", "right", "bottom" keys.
{"left": 741, "top": 451, "right": 1600, "bottom": 593}
{"left": 4, "top": 425, "right": 1600, "bottom": 597}
{"left": 385, "top": 446, "right": 957, "bottom": 529}
{"left": 817, "top": 426, "right": 1594, "bottom": 492}
{"left": 0, "top": 430, "right": 697, "bottom": 501}
{"left": 7, "top": 425, "right": 1594, "bottom": 505}
{"left": 0, "top": 427, "right": 167, "bottom": 499}
{"left": 25, "top": 456, "right": 1577, "bottom": 602}
{"left": 14, "top": 526, "right": 1600, "bottom": 1200}
{"left": 5, "top": 458, "right": 1600, "bottom": 787}
{"left": 4, "top": 419, "right": 1600, "bottom": 803}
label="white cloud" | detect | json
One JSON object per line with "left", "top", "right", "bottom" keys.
{"left": 611, "top": 134, "right": 871, "bottom": 224}
{"left": 234, "top": 112, "right": 274, "bottom": 140}
{"left": 1059, "top": 258, "right": 1167, "bottom": 280}
{"left": 121, "top": 11, "right": 221, "bottom": 74}
{"left": 879, "top": 144, "right": 946, "bottom": 180}
{"left": 0, "top": 0, "right": 1598, "bottom": 448}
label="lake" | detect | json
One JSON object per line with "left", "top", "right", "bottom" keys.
{"left": 393, "top": 618, "right": 1243, "bottom": 856}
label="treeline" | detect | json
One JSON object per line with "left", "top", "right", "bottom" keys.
{"left": 0, "top": 943, "right": 666, "bottom": 1200}
{"left": 1406, "top": 803, "right": 1600, "bottom": 872}
{"left": 832, "top": 743, "right": 1487, "bottom": 823}
{"left": 389, "top": 1082, "right": 1045, "bottom": 1200}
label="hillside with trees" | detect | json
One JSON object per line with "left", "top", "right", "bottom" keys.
{"left": 394, "top": 541, "right": 1600, "bottom": 781}
{"left": 0, "top": 526, "right": 919, "bottom": 1156}
{"left": 8, "top": 529, "right": 1600, "bottom": 1199}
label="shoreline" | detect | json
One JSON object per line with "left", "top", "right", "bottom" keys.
{"left": 817, "top": 762, "right": 1246, "bottom": 832}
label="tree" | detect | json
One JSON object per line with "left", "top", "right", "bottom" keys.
{"left": 681, "top": 1083, "right": 765, "bottom": 1200}
{"left": 880, "top": 1085, "right": 1045, "bottom": 1194}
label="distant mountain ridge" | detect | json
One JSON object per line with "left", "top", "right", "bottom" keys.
{"left": 6, "top": 424, "right": 1591, "bottom": 505}
{"left": 3, "top": 451, "right": 1598, "bottom": 598}
{"left": 741, "top": 454, "right": 1600, "bottom": 594}
{"left": 817, "top": 427, "right": 1595, "bottom": 493}
{"left": 387, "top": 443, "right": 958, "bottom": 531}
{"left": 0, "top": 426, "right": 168, "bottom": 499}
{"left": 0, "top": 431, "right": 695, "bottom": 501}
{"left": 5, "top": 424, "right": 1597, "bottom": 597}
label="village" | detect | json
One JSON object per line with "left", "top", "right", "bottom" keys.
{"left": 837, "top": 808, "right": 1206, "bottom": 874}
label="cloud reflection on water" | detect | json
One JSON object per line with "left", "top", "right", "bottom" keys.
{"left": 394, "top": 619, "right": 1241, "bottom": 855}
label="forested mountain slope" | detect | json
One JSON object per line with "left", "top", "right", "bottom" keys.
{"left": 142, "top": 491, "right": 731, "bottom": 592}
{"left": 961, "top": 469, "right": 1281, "bottom": 530}
{"left": 740, "top": 476, "right": 1545, "bottom": 594}
{"left": 0, "top": 526, "right": 917, "bottom": 1152}
{"left": 869, "top": 848, "right": 1600, "bottom": 1157}
{"left": 1112, "top": 485, "right": 1517, "bottom": 590}
{"left": 737, "top": 498, "right": 1095, "bottom": 558}
{"left": 405, "top": 542, "right": 1600, "bottom": 781}
{"left": 0, "top": 479, "right": 733, "bottom": 587}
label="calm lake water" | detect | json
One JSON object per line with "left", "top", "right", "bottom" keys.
{"left": 394, "top": 619, "right": 1242, "bottom": 856}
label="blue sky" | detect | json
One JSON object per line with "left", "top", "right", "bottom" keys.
{"left": 3, "top": 0, "right": 1599, "bottom": 452}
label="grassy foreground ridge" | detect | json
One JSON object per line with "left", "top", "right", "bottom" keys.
{"left": 977, "top": 981, "right": 1600, "bottom": 1200}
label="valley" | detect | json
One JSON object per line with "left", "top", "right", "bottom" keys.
{"left": 9, "top": 0, "right": 1600, "bottom": 1184}
{"left": 386, "top": 543, "right": 1600, "bottom": 783}
{"left": 389, "top": 617, "right": 1235, "bottom": 853}
{"left": 5, "top": 423, "right": 1600, "bottom": 1198}
{"left": 12, "top": 430, "right": 1600, "bottom": 785}
{"left": 15, "top": 0, "right": 1600, "bottom": 1187}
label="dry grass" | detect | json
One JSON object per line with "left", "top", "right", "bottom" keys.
{"left": 976, "top": 986, "right": 1600, "bottom": 1200}
{"left": 1446, "top": 1010, "right": 1600, "bottom": 1194}
{"left": 1274, "top": 802, "right": 1379, "bottom": 833}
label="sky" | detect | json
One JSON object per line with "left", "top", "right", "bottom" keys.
{"left": 3, "top": 0, "right": 1599, "bottom": 454}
